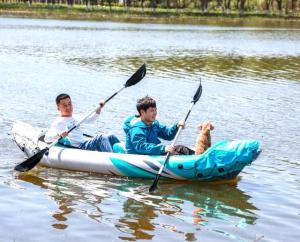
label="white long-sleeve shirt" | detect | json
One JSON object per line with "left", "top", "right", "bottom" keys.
{"left": 44, "top": 113, "right": 99, "bottom": 147}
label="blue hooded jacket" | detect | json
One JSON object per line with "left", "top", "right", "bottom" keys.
{"left": 123, "top": 115, "right": 178, "bottom": 155}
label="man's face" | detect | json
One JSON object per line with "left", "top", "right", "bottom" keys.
{"left": 57, "top": 98, "right": 73, "bottom": 117}
{"left": 141, "top": 107, "right": 157, "bottom": 124}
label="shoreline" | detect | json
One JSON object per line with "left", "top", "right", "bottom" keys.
{"left": 1, "top": 4, "right": 300, "bottom": 27}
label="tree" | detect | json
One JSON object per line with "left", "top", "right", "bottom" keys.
{"left": 224, "top": 0, "right": 231, "bottom": 12}
{"left": 150, "top": 0, "right": 157, "bottom": 12}
{"left": 291, "top": 0, "right": 297, "bottom": 15}
{"left": 276, "top": 0, "right": 283, "bottom": 15}
{"left": 200, "top": 0, "right": 210, "bottom": 12}
{"left": 265, "top": 0, "right": 273, "bottom": 13}
{"left": 108, "top": 0, "right": 112, "bottom": 11}
{"left": 141, "top": 0, "right": 144, "bottom": 11}
{"left": 67, "top": 0, "right": 74, "bottom": 7}
{"left": 238, "top": 0, "right": 247, "bottom": 14}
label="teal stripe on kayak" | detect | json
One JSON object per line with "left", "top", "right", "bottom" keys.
{"left": 110, "top": 157, "right": 156, "bottom": 178}
{"left": 163, "top": 156, "right": 199, "bottom": 179}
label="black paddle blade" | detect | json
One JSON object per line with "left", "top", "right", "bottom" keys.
{"left": 124, "top": 63, "right": 146, "bottom": 88}
{"left": 149, "top": 174, "right": 160, "bottom": 193}
{"left": 192, "top": 80, "right": 202, "bottom": 104}
{"left": 14, "top": 148, "right": 48, "bottom": 172}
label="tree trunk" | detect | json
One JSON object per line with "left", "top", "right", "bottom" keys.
{"left": 224, "top": 0, "right": 231, "bottom": 13}
{"left": 200, "top": 0, "right": 209, "bottom": 12}
{"left": 151, "top": 0, "right": 156, "bottom": 12}
{"left": 219, "top": 0, "right": 225, "bottom": 12}
{"left": 285, "top": 0, "right": 289, "bottom": 14}
{"left": 276, "top": 0, "right": 283, "bottom": 15}
{"left": 166, "top": 0, "right": 170, "bottom": 9}
{"left": 67, "top": 0, "right": 74, "bottom": 7}
{"left": 271, "top": 0, "right": 274, "bottom": 12}
{"left": 175, "top": 0, "right": 179, "bottom": 13}
{"left": 291, "top": 0, "right": 297, "bottom": 15}
{"left": 239, "top": 0, "right": 246, "bottom": 14}
{"left": 85, "top": 0, "right": 90, "bottom": 10}
{"left": 265, "top": 0, "right": 271, "bottom": 12}
{"left": 141, "top": 0, "right": 144, "bottom": 12}
{"left": 108, "top": 0, "right": 112, "bottom": 11}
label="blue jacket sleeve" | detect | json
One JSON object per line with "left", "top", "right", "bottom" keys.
{"left": 157, "top": 122, "right": 178, "bottom": 141}
{"left": 129, "top": 128, "right": 166, "bottom": 155}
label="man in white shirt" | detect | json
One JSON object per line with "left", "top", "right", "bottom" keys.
{"left": 45, "top": 93, "right": 120, "bottom": 152}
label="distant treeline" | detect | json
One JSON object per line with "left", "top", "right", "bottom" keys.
{"left": 0, "top": 0, "right": 299, "bottom": 16}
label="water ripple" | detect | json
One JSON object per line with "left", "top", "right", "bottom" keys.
{"left": 1, "top": 17, "right": 300, "bottom": 242}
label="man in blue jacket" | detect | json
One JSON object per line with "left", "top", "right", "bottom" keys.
{"left": 123, "top": 96, "right": 195, "bottom": 155}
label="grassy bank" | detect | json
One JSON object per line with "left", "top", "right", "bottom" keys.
{"left": 1, "top": 3, "right": 300, "bottom": 27}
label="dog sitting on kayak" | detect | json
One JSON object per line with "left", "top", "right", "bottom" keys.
{"left": 195, "top": 121, "right": 214, "bottom": 155}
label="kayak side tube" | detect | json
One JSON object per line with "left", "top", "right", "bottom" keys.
{"left": 12, "top": 121, "right": 261, "bottom": 180}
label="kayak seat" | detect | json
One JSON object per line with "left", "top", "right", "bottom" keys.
{"left": 113, "top": 142, "right": 127, "bottom": 154}
{"left": 55, "top": 137, "right": 80, "bottom": 149}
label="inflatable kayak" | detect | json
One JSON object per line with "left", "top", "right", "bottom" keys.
{"left": 11, "top": 121, "right": 261, "bottom": 181}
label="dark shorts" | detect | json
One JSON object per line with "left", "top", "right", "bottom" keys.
{"left": 173, "top": 145, "right": 195, "bottom": 155}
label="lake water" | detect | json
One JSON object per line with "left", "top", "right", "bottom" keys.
{"left": 0, "top": 17, "right": 300, "bottom": 242}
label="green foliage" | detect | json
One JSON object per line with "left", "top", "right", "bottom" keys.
{"left": 0, "top": 1, "right": 299, "bottom": 18}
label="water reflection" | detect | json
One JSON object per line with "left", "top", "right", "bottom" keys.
{"left": 17, "top": 173, "right": 72, "bottom": 229}
{"left": 16, "top": 171, "right": 257, "bottom": 240}
{"left": 64, "top": 55, "right": 300, "bottom": 83}
{"left": 1, "top": 17, "right": 299, "bottom": 241}
{"left": 122, "top": 55, "right": 300, "bottom": 83}
{"left": 117, "top": 198, "right": 155, "bottom": 240}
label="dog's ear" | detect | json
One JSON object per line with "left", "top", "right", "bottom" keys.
{"left": 198, "top": 123, "right": 202, "bottom": 130}
{"left": 210, "top": 123, "right": 214, "bottom": 130}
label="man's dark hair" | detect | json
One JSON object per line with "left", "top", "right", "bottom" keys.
{"left": 56, "top": 93, "right": 71, "bottom": 105}
{"left": 136, "top": 96, "right": 156, "bottom": 115}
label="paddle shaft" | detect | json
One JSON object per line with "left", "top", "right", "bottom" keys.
{"left": 14, "top": 64, "right": 146, "bottom": 172}
{"left": 66, "top": 86, "right": 125, "bottom": 136}
{"left": 151, "top": 102, "right": 195, "bottom": 187}
{"left": 14, "top": 87, "right": 129, "bottom": 170}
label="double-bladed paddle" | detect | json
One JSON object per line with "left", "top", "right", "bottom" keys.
{"left": 149, "top": 80, "right": 202, "bottom": 193}
{"left": 14, "top": 63, "right": 147, "bottom": 172}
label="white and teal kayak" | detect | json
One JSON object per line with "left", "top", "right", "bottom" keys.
{"left": 11, "top": 121, "right": 261, "bottom": 181}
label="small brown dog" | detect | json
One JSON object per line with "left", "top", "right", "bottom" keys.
{"left": 195, "top": 121, "right": 214, "bottom": 155}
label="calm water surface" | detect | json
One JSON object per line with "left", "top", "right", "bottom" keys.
{"left": 0, "top": 17, "right": 300, "bottom": 242}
